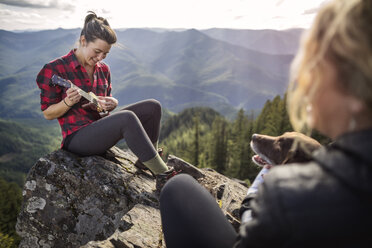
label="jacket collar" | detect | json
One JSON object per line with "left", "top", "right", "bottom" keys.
{"left": 62, "top": 49, "right": 80, "bottom": 69}
{"left": 332, "top": 129, "right": 372, "bottom": 164}
{"left": 314, "top": 128, "right": 372, "bottom": 193}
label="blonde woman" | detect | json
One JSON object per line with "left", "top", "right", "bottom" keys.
{"left": 159, "top": 0, "right": 372, "bottom": 247}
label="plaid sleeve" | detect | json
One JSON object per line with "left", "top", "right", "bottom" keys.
{"left": 36, "top": 64, "right": 62, "bottom": 111}
{"left": 104, "top": 64, "right": 112, "bottom": 97}
{"left": 107, "top": 69, "right": 112, "bottom": 97}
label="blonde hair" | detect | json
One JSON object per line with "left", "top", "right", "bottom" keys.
{"left": 287, "top": 0, "right": 372, "bottom": 133}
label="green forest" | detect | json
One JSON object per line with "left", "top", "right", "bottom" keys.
{"left": 161, "top": 95, "right": 292, "bottom": 183}
{"left": 159, "top": 94, "right": 329, "bottom": 183}
{"left": 0, "top": 95, "right": 329, "bottom": 247}
{"left": 0, "top": 119, "right": 60, "bottom": 247}
{"left": 0, "top": 178, "right": 22, "bottom": 247}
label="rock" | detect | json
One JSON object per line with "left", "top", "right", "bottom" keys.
{"left": 167, "top": 155, "right": 205, "bottom": 179}
{"left": 16, "top": 147, "right": 248, "bottom": 247}
{"left": 82, "top": 205, "right": 165, "bottom": 248}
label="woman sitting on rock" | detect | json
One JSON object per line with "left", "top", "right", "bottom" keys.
{"left": 36, "top": 11, "right": 168, "bottom": 176}
{"left": 159, "top": 0, "right": 372, "bottom": 247}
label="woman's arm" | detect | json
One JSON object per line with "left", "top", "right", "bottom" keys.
{"left": 43, "top": 87, "right": 81, "bottom": 120}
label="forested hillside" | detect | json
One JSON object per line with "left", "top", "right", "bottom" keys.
{"left": 0, "top": 178, "right": 22, "bottom": 247}
{"left": 0, "top": 119, "right": 59, "bottom": 247}
{"left": 160, "top": 95, "right": 327, "bottom": 183}
{"left": 0, "top": 119, "right": 60, "bottom": 186}
{"left": 160, "top": 95, "right": 330, "bottom": 183}
{"left": 160, "top": 95, "right": 291, "bottom": 183}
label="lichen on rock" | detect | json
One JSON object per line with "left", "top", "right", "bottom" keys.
{"left": 16, "top": 146, "right": 247, "bottom": 247}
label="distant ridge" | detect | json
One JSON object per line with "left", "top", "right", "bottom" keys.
{"left": 0, "top": 27, "right": 300, "bottom": 119}
{"left": 202, "top": 28, "right": 304, "bottom": 55}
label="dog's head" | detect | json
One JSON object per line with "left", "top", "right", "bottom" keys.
{"left": 250, "top": 132, "right": 322, "bottom": 166}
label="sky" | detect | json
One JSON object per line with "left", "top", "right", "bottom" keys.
{"left": 0, "top": 0, "right": 328, "bottom": 31}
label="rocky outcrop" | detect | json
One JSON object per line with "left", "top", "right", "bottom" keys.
{"left": 16, "top": 147, "right": 248, "bottom": 248}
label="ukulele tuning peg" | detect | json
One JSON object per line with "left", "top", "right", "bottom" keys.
{"left": 50, "top": 75, "right": 58, "bottom": 86}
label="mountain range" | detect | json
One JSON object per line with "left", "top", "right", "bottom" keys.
{"left": 0, "top": 27, "right": 303, "bottom": 119}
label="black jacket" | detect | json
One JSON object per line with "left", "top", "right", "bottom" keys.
{"left": 236, "top": 129, "right": 372, "bottom": 248}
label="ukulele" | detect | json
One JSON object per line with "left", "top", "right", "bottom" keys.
{"left": 51, "top": 74, "right": 108, "bottom": 115}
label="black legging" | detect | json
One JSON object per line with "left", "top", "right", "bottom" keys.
{"left": 160, "top": 174, "right": 238, "bottom": 248}
{"left": 65, "top": 99, "right": 161, "bottom": 162}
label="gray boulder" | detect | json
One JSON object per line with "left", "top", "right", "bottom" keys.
{"left": 16, "top": 147, "right": 248, "bottom": 247}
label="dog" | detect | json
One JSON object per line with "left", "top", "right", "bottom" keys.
{"left": 250, "top": 132, "right": 322, "bottom": 166}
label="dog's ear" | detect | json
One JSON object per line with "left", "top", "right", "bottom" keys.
{"left": 287, "top": 138, "right": 321, "bottom": 163}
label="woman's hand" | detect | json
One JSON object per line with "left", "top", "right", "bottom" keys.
{"left": 43, "top": 84, "right": 82, "bottom": 120}
{"left": 81, "top": 95, "right": 118, "bottom": 112}
{"left": 64, "top": 85, "right": 82, "bottom": 106}
{"left": 97, "top": 96, "right": 118, "bottom": 112}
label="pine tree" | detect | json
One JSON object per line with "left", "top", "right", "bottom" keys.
{"left": 279, "top": 94, "right": 293, "bottom": 134}
{"left": 226, "top": 109, "right": 248, "bottom": 178}
{"left": 208, "top": 117, "right": 228, "bottom": 174}
{"left": 254, "top": 99, "right": 272, "bottom": 134}
{"left": 238, "top": 119, "right": 259, "bottom": 182}
{"left": 0, "top": 178, "right": 22, "bottom": 246}
{"left": 254, "top": 95, "right": 293, "bottom": 136}
{"left": 259, "top": 95, "right": 281, "bottom": 135}
{"left": 192, "top": 116, "right": 200, "bottom": 166}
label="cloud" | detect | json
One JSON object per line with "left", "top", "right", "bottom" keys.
{"left": 302, "top": 1, "right": 329, "bottom": 15}
{"left": 0, "top": 0, "right": 75, "bottom": 11}
{"left": 0, "top": 8, "right": 45, "bottom": 30}
{"left": 0, "top": 8, "right": 41, "bottom": 18}
{"left": 100, "top": 8, "right": 111, "bottom": 15}
{"left": 275, "top": 0, "right": 285, "bottom": 7}
{"left": 0, "top": 0, "right": 327, "bottom": 31}
{"left": 272, "top": 16, "right": 285, "bottom": 19}
{"left": 302, "top": 7, "right": 319, "bottom": 15}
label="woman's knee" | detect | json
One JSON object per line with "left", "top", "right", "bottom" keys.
{"left": 160, "top": 174, "right": 197, "bottom": 204}
{"left": 146, "top": 99, "right": 162, "bottom": 115}
{"left": 115, "top": 110, "right": 140, "bottom": 126}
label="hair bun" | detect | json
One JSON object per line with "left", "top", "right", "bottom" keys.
{"left": 84, "top": 11, "right": 98, "bottom": 26}
{"left": 80, "top": 10, "right": 117, "bottom": 44}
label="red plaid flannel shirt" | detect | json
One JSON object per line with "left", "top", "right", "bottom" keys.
{"left": 36, "top": 49, "right": 112, "bottom": 147}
